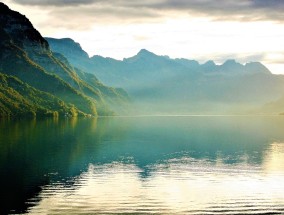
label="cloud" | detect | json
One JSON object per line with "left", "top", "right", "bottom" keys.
{"left": 133, "top": 35, "right": 151, "bottom": 41}
{"left": 7, "top": 0, "right": 284, "bottom": 32}
{"left": 38, "top": 4, "right": 162, "bottom": 31}
{"left": 11, "top": 0, "right": 97, "bottom": 6}
{"left": 265, "top": 52, "right": 284, "bottom": 64}
{"left": 11, "top": 0, "right": 284, "bottom": 23}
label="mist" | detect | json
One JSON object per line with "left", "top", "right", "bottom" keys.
{"left": 46, "top": 38, "right": 284, "bottom": 116}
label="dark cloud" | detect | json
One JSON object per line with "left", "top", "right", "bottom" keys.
{"left": 44, "top": 5, "right": 160, "bottom": 30}
{"left": 10, "top": 0, "right": 284, "bottom": 28}
{"left": 12, "top": 0, "right": 98, "bottom": 6}
{"left": 147, "top": 0, "right": 284, "bottom": 22}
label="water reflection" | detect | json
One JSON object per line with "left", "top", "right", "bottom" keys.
{"left": 0, "top": 116, "right": 284, "bottom": 214}
{"left": 0, "top": 117, "right": 100, "bottom": 214}
{"left": 28, "top": 158, "right": 284, "bottom": 215}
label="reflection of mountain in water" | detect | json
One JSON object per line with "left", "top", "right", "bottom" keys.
{"left": 1, "top": 116, "right": 284, "bottom": 214}
{"left": 0, "top": 118, "right": 101, "bottom": 214}
{"left": 93, "top": 117, "right": 284, "bottom": 165}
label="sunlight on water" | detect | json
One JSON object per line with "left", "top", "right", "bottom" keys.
{"left": 1, "top": 116, "right": 284, "bottom": 214}
{"left": 264, "top": 142, "right": 284, "bottom": 173}
{"left": 28, "top": 143, "right": 284, "bottom": 215}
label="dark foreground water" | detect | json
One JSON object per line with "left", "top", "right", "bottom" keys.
{"left": 0, "top": 116, "right": 284, "bottom": 214}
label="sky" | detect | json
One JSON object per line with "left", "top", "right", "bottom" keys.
{"left": 2, "top": 0, "right": 284, "bottom": 74}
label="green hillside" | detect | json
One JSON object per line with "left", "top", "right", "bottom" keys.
{"left": 0, "top": 2, "right": 128, "bottom": 117}
{"left": 0, "top": 73, "right": 83, "bottom": 117}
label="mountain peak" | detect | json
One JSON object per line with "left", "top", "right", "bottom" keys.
{"left": 137, "top": 49, "right": 156, "bottom": 56}
{"left": 45, "top": 37, "right": 81, "bottom": 49}
{"left": 0, "top": 2, "right": 9, "bottom": 12}
{"left": 200, "top": 60, "right": 217, "bottom": 72}
{"left": 123, "top": 49, "right": 158, "bottom": 63}
{"left": 0, "top": 2, "right": 49, "bottom": 51}
{"left": 223, "top": 59, "right": 239, "bottom": 65}
{"left": 203, "top": 60, "right": 216, "bottom": 66}
{"left": 245, "top": 62, "right": 271, "bottom": 74}
{"left": 45, "top": 37, "right": 89, "bottom": 59}
{"left": 55, "top": 37, "right": 75, "bottom": 43}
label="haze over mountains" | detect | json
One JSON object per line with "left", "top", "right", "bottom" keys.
{"left": 47, "top": 37, "right": 284, "bottom": 114}
{"left": 0, "top": 3, "right": 128, "bottom": 117}
{"left": 0, "top": 2, "right": 283, "bottom": 117}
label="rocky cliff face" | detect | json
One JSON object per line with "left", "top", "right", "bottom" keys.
{"left": 0, "top": 3, "right": 129, "bottom": 117}
{"left": 46, "top": 37, "right": 92, "bottom": 73}
{"left": 0, "top": 2, "right": 48, "bottom": 52}
{"left": 46, "top": 37, "right": 89, "bottom": 60}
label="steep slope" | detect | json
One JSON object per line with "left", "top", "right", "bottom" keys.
{"left": 46, "top": 37, "right": 91, "bottom": 72}
{"left": 53, "top": 53, "right": 130, "bottom": 114}
{"left": 0, "top": 73, "right": 80, "bottom": 117}
{"left": 46, "top": 37, "right": 129, "bottom": 112}
{"left": 0, "top": 3, "right": 128, "bottom": 117}
{"left": 46, "top": 37, "right": 284, "bottom": 114}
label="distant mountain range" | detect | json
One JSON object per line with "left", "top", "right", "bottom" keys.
{"left": 46, "top": 38, "right": 284, "bottom": 114}
{"left": 1, "top": 2, "right": 283, "bottom": 117}
{"left": 0, "top": 3, "right": 128, "bottom": 117}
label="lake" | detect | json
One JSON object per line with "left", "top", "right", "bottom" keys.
{"left": 0, "top": 116, "right": 284, "bottom": 214}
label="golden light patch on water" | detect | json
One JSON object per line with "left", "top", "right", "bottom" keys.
{"left": 263, "top": 142, "right": 284, "bottom": 173}
{"left": 27, "top": 158, "right": 284, "bottom": 215}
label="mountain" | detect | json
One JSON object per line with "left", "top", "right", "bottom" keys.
{"left": 0, "top": 3, "right": 128, "bottom": 117}
{"left": 45, "top": 37, "right": 91, "bottom": 72}
{"left": 261, "top": 95, "right": 284, "bottom": 114}
{"left": 46, "top": 37, "right": 284, "bottom": 114}
{"left": 0, "top": 73, "right": 79, "bottom": 117}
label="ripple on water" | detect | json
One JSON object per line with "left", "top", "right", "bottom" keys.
{"left": 24, "top": 159, "right": 284, "bottom": 215}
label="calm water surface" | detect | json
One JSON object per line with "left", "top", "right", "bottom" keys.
{"left": 0, "top": 116, "right": 284, "bottom": 214}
